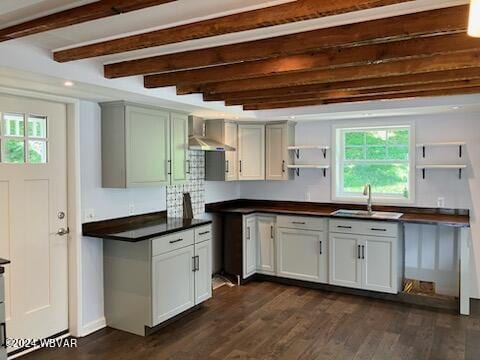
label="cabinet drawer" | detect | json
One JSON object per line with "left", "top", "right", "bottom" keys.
{"left": 195, "top": 225, "right": 212, "bottom": 243}
{"left": 277, "top": 215, "right": 325, "bottom": 231}
{"left": 329, "top": 219, "right": 398, "bottom": 238}
{"left": 152, "top": 230, "right": 194, "bottom": 256}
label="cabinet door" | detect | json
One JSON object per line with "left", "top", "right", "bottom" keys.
{"left": 243, "top": 216, "right": 257, "bottom": 278}
{"left": 256, "top": 216, "right": 276, "bottom": 275}
{"left": 362, "top": 236, "right": 397, "bottom": 294}
{"left": 170, "top": 112, "right": 188, "bottom": 185}
{"left": 266, "top": 124, "right": 288, "bottom": 180}
{"left": 225, "top": 122, "right": 238, "bottom": 181}
{"left": 329, "top": 233, "right": 362, "bottom": 289}
{"left": 195, "top": 240, "right": 212, "bottom": 304}
{"left": 238, "top": 124, "right": 265, "bottom": 180}
{"left": 152, "top": 246, "right": 195, "bottom": 326}
{"left": 276, "top": 228, "right": 325, "bottom": 283}
{"left": 126, "top": 106, "right": 170, "bottom": 187}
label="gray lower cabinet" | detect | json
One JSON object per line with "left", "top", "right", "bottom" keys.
{"left": 0, "top": 274, "right": 6, "bottom": 360}
{"left": 104, "top": 225, "right": 212, "bottom": 336}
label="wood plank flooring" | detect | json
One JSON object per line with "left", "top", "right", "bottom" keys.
{"left": 22, "top": 281, "right": 480, "bottom": 360}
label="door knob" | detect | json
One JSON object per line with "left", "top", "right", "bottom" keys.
{"left": 56, "top": 227, "right": 70, "bottom": 236}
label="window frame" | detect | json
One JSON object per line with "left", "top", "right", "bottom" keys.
{"left": 332, "top": 121, "right": 416, "bottom": 205}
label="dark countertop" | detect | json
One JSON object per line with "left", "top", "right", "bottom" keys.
{"left": 206, "top": 200, "right": 470, "bottom": 228}
{"left": 83, "top": 211, "right": 212, "bottom": 242}
{"left": 0, "top": 258, "right": 10, "bottom": 274}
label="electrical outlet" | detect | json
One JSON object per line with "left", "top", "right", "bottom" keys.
{"left": 85, "top": 208, "right": 95, "bottom": 221}
{"left": 129, "top": 204, "right": 135, "bottom": 215}
{"left": 305, "top": 192, "right": 311, "bottom": 201}
{"left": 437, "top": 197, "right": 445, "bottom": 208}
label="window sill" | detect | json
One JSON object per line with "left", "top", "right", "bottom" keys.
{"left": 331, "top": 195, "right": 415, "bottom": 206}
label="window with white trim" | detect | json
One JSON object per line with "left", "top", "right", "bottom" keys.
{"left": 334, "top": 125, "right": 414, "bottom": 202}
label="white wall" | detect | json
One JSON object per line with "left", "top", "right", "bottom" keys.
{"left": 240, "top": 112, "right": 480, "bottom": 297}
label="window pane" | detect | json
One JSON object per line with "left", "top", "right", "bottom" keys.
{"left": 28, "top": 140, "right": 47, "bottom": 164}
{"left": 343, "top": 163, "right": 409, "bottom": 196}
{"left": 345, "top": 132, "right": 364, "bottom": 146}
{"left": 4, "top": 139, "right": 25, "bottom": 163}
{"left": 345, "top": 147, "right": 364, "bottom": 160}
{"left": 366, "top": 146, "right": 386, "bottom": 160}
{"left": 366, "top": 130, "right": 387, "bottom": 145}
{"left": 388, "top": 146, "right": 409, "bottom": 160}
{"left": 4, "top": 113, "right": 25, "bottom": 137}
{"left": 388, "top": 129, "right": 409, "bottom": 145}
{"left": 28, "top": 115, "right": 47, "bottom": 138}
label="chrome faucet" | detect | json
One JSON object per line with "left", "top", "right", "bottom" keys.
{"left": 363, "top": 184, "right": 373, "bottom": 215}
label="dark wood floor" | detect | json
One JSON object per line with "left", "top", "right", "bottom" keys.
{"left": 23, "top": 281, "right": 480, "bottom": 360}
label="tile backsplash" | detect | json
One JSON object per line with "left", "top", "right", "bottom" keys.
{"left": 167, "top": 150, "right": 205, "bottom": 218}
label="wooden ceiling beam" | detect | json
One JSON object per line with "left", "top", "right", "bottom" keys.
{"left": 194, "top": 51, "right": 480, "bottom": 94}
{"left": 243, "top": 87, "right": 480, "bottom": 110}
{"left": 144, "top": 33, "right": 480, "bottom": 87}
{"left": 226, "top": 79, "right": 480, "bottom": 106}
{"left": 202, "top": 68, "right": 480, "bottom": 101}
{"left": 0, "top": 0, "right": 176, "bottom": 42}
{"left": 53, "top": 0, "right": 408, "bottom": 62}
{"left": 104, "top": 5, "right": 469, "bottom": 78}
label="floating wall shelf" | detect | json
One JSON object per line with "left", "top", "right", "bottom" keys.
{"left": 288, "top": 145, "right": 330, "bottom": 159}
{"left": 416, "top": 164, "right": 467, "bottom": 179}
{"left": 287, "top": 164, "right": 330, "bottom": 177}
{"left": 416, "top": 142, "right": 466, "bottom": 158}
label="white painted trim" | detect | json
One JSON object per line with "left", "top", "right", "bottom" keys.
{"left": 80, "top": 317, "right": 106, "bottom": 337}
{"left": 331, "top": 119, "right": 416, "bottom": 205}
{"left": 0, "top": 86, "right": 83, "bottom": 336}
{"left": 460, "top": 227, "right": 472, "bottom": 315}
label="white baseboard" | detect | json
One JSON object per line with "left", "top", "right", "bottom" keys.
{"left": 80, "top": 317, "right": 106, "bottom": 337}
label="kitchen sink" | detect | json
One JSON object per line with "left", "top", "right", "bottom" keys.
{"left": 331, "top": 209, "right": 403, "bottom": 219}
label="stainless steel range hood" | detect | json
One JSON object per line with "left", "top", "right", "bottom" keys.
{"left": 188, "top": 116, "right": 235, "bottom": 151}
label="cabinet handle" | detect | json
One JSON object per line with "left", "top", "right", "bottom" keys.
{"left": 282, "top": 160, "right": 285, "bottom": 173}
{"left": 239, "top": 160, "right": 242, "bottom": 173}
{"left": 0, "top": 322, "right": 5, "bottom": 348}
{"left": 319, "top": 241, "right": 322, "bottom": 255}
{"left": 337, "top": 225, "right": 352, "bottom": 229}
{"left": 167, "top": 160, "right": 172, "bottom": 175}
{"left": 357, "top": 245, "right": 361, "bottom": 259}
{"left": 199, "top": 231, "right": 210, "bottom": 235}
{"left": 195, "top": 255, "right": 200, "bottom": 271}
{"left": 270, "top": 225, "right": 274, "bottom": 239}
{"left": 186, "top": 160, "right": 191, "bottom": 174}
{"left": 370, "top": 228, "right": 387, "bottom": 232}
{"left": 362, "top": 245, "right": 365, "bottom": 259}
{"left": 292, "top": 221, "right": 306, "bottom": 225}
{"left": 226, "top": 160, "right": 229, "bottom": 173}
{"left": 192, "top": 256, "right": 196, "bottom": 272}
{"left": 169, "top": 238, "right": 183, "bottom": 244}
{"left": 247, "top": 226, "right": 250, "bottom": 240}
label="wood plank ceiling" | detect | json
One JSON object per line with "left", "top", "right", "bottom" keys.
{"left": 2, "top": 0, "right": 480, "bottom": 110}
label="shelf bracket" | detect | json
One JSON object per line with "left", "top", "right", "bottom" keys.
{"left": 294, "top": 168, "right": 300, "bottom": 177}
{"left": 459, "top": 168, "right": 462, "bottom": 179}
{"left": 322, "top": 149, "right": 327, "bottom": 159}
{"left": 459, "top": 145, "right": 463, "bottom": 158}
{"left": 322, "top": 168, "right": 327, "bottom": 177}
{"left": 422, "top": 168, "right": 426, "bottom": 179}
{"left": 422, "top": 146, "right": 426, "bottom": 158}
{"left": 294, "top": 149, "right": 300, "bottom": 159}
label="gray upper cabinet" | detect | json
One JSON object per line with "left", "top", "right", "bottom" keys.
{"left": 266, "top": 122, "right": 295, "bottom": 181}
{"left": 101, "top": 102, "right": 188, "bottom": 188}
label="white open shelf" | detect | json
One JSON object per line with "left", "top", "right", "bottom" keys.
{"left": 288, "top": 145, "right": 329, "bottom": 159}
{"left": 416, "top": 142, "right": 465, "bottom": 158}
{"left": 416, "top": 164, "right": 467, "bottom": 179}
{"left": 287, "top": 164, "right": 330, "bottom": 177}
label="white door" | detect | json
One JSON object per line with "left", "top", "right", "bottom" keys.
{"left": 329, "top": 233, "right": 362, "bottom": 289}
{"left": 243, "top": 216, "right": 257, "bottom": 278}
{"left": 170, "top": 112, "right": 188, "bottom": 185}
{"left": 194, "top": 240, "right": 212, "bottom": 304}
{"left": 224, "top": 122, "right": 238, "bottom": 181}
{"left": 276, "top": 228, "right": 324, "bottom": 283}
{"left": 266, "top": 124, "right": 287, "bottom": 180}
{"left": 152, "top": 246, "right": 195, "bottom": 326}
{"left": 362, "top": 236, "right": 397, "bottom": 293}
{"left": 0, "top": 94, "right": 68, "bottom": 350}
{"left": 256, "top": 216, "right": 275, "bottom": 275}
{"left": 238, "top": 124, "right": 265, "bottom": 180}
{"left": 125, "top": 106, "right": 170, "bottom": 187}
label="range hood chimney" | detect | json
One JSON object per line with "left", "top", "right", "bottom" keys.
{"left": 188, "top": 116, "right": 235, "bottom": 151}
